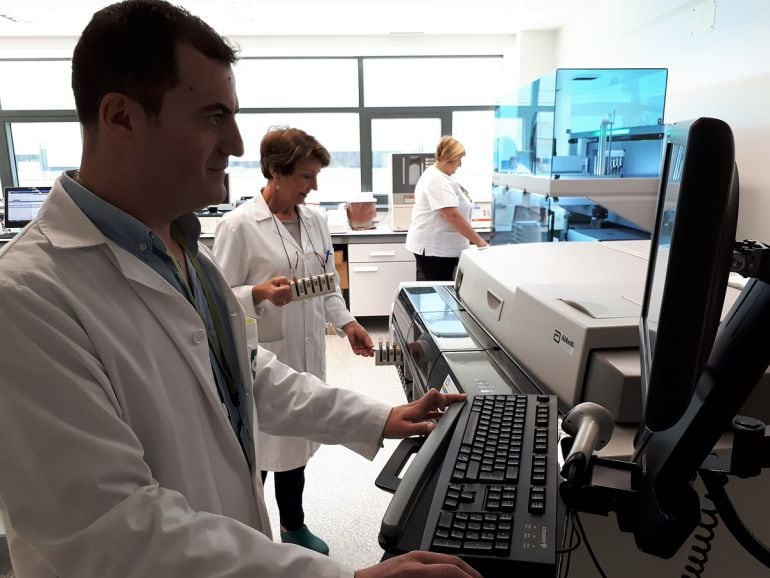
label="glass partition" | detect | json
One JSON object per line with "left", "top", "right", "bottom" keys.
{"left": 494, "top": 68, "right": 668, "bottom": 178}
{"left": 492, "top": 68, "right": 668, "bottom": 244}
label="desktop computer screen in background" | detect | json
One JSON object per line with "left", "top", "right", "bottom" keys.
{"left": 4, "top": 186, "right": 51, "bottom": 229}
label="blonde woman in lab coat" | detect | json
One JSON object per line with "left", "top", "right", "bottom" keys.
{"left": 213, "top": 127, "right": 373, "bottom": 555}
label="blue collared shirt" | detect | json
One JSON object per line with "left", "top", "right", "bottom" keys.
{"left": 61, "top": 171, "right": 252, "bottom": 468}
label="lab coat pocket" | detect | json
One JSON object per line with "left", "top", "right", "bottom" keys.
{"left": 245, "top": 317, "right": 259, "bottom": 381}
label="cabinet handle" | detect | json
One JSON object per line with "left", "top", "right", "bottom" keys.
{"left": 353, "top": 266, "right": 380, "bottom": 273}
{"left": 486, "top": 289, "right": 504, "bottom": 321}
{"left": 369, "top": 250, "right": 396, "bottom": 257}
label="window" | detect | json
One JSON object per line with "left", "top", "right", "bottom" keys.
{"left": 1, "top": 55, "right": 501, "bottom": 206}
{"left": 370, "top": 117, "right": 442, "bottom": 195}
{"left": 452, "top": 110, "right": 496, "bottom": 200}
{"left": 0, "top": 61, "right": 75, "bottom": 110}
{"left": 229, "top": 113, "right": 360, "bottom": 202}
{"left": 234, "top": 59, "right": 359, "bottom": 108}
{"left": 10, "top": 122, "right": 82, "bottom": 186}
{"left": 363, "top": 57, "right": 503, "bottom": 107}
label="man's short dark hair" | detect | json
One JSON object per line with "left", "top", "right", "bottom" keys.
{"left": 72, "top": 0, "right": 238, "bottom": 128}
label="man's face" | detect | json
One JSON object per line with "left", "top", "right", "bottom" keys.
{"left": 134, "top": 43, "right": 243, "bottom": 217}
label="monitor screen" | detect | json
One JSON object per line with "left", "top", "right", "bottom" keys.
{"left": 638, "top": 118, "right": 738, "bottom": 433}
{"left": 4, "top": 186, "right": 52, "bottom": 229}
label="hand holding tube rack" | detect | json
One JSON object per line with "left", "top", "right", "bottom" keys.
{"left": 289, "top": 272, "right": 337, "bottom": 301}
{"left": 374, "top": 338, "right": 403, "bottom": 366}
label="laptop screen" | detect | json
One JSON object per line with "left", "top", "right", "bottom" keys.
{"left": 4, "top": 186, "right": 51, "bottom": 229}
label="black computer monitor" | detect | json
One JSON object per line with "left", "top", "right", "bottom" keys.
{"left": 638, "top": 118, "right": 738, "bottom": 433}
{"left": 4, "top": 186, "right": 52, "bottom": 229}
{"left": 630, "top": 117, "right": 756, "bottom": 557}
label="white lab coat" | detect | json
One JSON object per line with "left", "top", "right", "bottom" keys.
{"left": 0, "top": 179, "right": 389, "bottom": 578}
{"left": 213, "top": 195, "right": 355, "bottom": 471}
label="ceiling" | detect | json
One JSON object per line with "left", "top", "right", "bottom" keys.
{"left": 0, "top": 0, "right": 578, "bottom": 37}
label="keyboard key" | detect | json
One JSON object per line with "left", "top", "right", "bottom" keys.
{"left": 463, "top": 541, "right": 494, "bottom": 552}
{"left": 462, "top": 410, "right": 481, "bottom": 445}
{"left": 479, "top": 470, "right": 504, "bottom": 481}
{"left": 433, "top": 538, "right": 462, "bottom": 552}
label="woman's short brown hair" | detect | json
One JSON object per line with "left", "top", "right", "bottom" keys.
{"left": 259, "top": 127, "right": 331, "bottom": 179}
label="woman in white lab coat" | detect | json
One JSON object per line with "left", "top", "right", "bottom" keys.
{"left": 213, "top": 127, "right": 373, "bottom": 555}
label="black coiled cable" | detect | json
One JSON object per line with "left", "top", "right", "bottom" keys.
{"left": 682, "top": 493, "right": 720, "bottom": 578}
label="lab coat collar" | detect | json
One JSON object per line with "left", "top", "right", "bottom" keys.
{"left": 38, "top": 178, "right": 113, "bottom": 250}
{"left": 250, "top": 193, "right": 317, "bottom": 253}
{"left": 250, "top": 192, "right": 274, "bottom": 222}
{"left": 38, "top": 178, "right": 178, "bottom": 298}
{"left": 251, "top": 191, "right": 317, "bottom": 224}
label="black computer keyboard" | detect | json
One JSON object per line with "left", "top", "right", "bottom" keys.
{"left": 419, "top": 394, "right": 558, "bottom": 576}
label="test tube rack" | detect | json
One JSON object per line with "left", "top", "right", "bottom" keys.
{"left": 289, "top": 272, "right": 337, "bottom": 301}
{"left": 374, "top": 338, "right": 403, "bottom": 366}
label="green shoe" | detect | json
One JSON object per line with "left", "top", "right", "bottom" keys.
{"left": 280, "top": 526, "right": 330, "bottom": 556}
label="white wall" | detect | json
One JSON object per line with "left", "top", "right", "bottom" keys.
{"left": 515, "top": 30, "right": 558, "bottom": 86}
{"left": 555, "top": 0, "right": 770, "bottom": 241}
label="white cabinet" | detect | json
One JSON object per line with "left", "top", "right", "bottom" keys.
{"left": 348, "top": 243, "right": 415, "bottom": 316}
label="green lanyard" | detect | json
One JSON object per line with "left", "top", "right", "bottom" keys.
{"left": 171, "top": 225, "right": 240, "bottom": 407}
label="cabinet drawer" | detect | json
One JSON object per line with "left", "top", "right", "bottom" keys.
{"left": 349, "top": 260, "right": 416, "bottom": 317}
{"left": 348, "top": 242, "right": 414, "bottom": 263}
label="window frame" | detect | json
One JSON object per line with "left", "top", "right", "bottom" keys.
{"left": 0, "top": 55, "right": 500, "bottom": 196}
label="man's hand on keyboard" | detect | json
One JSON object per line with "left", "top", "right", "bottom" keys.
{"left": 383, "top": 389, "right": 466, "bottom": 438}
{"left": 355, "top": 550, "right": 483, "bottom": 578}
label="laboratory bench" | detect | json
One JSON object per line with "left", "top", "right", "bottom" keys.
{"left": 197, "top": 222, "right": 414, "bottom": 317}
{"left": 2, "top": 223, "right": 488, "bottom": 318}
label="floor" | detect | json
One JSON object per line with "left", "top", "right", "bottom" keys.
{"left": 262, "top": 316, "right": 405, "bottom": 572}
{"left": 0, "top": 317, "right": 403, "bottom": 576}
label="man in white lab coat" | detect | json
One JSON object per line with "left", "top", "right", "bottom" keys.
{"left": 0, "top": 2, "right": 481, "bottom": 578}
